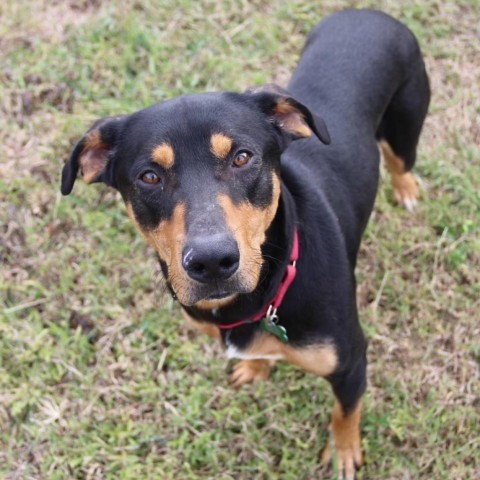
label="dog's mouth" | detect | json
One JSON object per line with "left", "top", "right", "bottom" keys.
{"left": 191, "top": 282, "right": 243, "bottom": 306}
{"left": 192, "top": 289, "right": 239, "bottom": 309}
{"left": 206, "top": 290, "right": 232, "bottom": 300}
{"left": 171, "top": 276, "right": 255, "bottom": 308}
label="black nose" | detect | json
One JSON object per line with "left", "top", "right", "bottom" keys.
{"left": 182, "top": 234, "right": 240, "bottom": 283}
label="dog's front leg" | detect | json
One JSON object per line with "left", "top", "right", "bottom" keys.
{"left": 321, "top": 400, "right": 363, "bottom": 480}
{"left": 182, "top": 309, "right": 273, "bottom": 387}
{"left": 322, "top": 353, "right": 367, "bottom": 479}
{"left": 182, "top": 308, "right": 221, "bottom": 340}
{"left": 229, "top": 359, "right": 273, "bottom": 388}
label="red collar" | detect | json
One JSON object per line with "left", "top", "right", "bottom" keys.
{"left": 218, "top": 229, "right": 299, "bottom": 337}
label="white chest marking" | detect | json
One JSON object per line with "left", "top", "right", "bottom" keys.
{"left": 226, "top": 344, "right": 284, "bottom": 361}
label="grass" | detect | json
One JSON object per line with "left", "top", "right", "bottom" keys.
{"left": 1, "top": 0, "right": 479, "bottom": 478}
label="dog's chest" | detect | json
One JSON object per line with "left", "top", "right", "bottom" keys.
{"left": 226, "top": 342, "right": 285, "bottom": 361}
{"left": 224, "top": 325, "right": 287, "bottom": 361}
{"left": 225, "top": 330, "right": 338, "bottom": 378}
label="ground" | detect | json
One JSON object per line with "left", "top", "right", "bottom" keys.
{"left": 1, "top": 1, "right": 479, "bottom": 479}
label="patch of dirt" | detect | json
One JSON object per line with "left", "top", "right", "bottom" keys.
{"left": 7, "top": 82, "right": 75, "bottom": 120}
{"left": 1, "top": 1, "right": 99, "bottom": 54}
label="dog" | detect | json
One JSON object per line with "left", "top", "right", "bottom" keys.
{"left": 61, "top": 9, "right": 430, "bottom": 478}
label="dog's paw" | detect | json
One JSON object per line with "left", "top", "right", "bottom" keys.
{"left": 391, "top": 171, "right": 420, "bottom": 212}
{"left": 229, "top": 359, "right": 271, "bottom": 388}
{"left": 321, "top": 435, "right": 363, "bottom": 480}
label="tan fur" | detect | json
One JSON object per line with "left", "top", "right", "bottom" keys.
{"left": 152, "top": 143, "right": 175, "bottom": 169}
{"left": 79, "top": 130, "right": 109, "bottom": 183}
{"left": 321, "top": 401, "right": 363, "bottom": 477}
{"left": 217, "top": 173, "right": 281, "bottom": 292}
{"left": 126, "top": 202, "right": 190, "bottom": 302}
{"left": 195, "top": 295, "right": 238, "bottom": 310}
{"left": 274, "top": 100, "right": 312, "bottom": 137}
{"left": 229, "top": 359, "right": 272, "bottom": 387}
{"left": 126, "top": 203, "right": 150, "bottom": 243}
{"left": 182, "top": 308, "right": 220, "bottom": 340}
{"left": 380, "top": 140, "right": 419, "bottom": 209}
{"left": 147, "top": 204, "right": 186, "bottom": 296}
{"left": 210, "top": 133, "right": 233, "bottom": 159}
{"left": 237, "top": 330, "right": 338, "bottom": 378}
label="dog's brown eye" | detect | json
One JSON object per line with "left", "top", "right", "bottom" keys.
{"left": 232, "top": 151, "right": 252, "bottom": 168}
{"left": 141, "top": 171, "right": 160, "bottom": 184}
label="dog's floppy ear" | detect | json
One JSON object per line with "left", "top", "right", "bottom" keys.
{"left": 61, "top": 115, "right": 126, "bottom": 195}
{"left": 245, "top": 83, "right": 330, "bottom": 145}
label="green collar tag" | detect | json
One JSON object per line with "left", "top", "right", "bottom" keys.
{"left": 260, "top": 317, "right": 289, "bottom": 343}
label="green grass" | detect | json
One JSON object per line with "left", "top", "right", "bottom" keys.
{"left": 1, "top": 1, "right": 479, "bottom": 478}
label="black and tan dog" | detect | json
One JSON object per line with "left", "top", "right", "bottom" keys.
{"left": 61, "top": 9, "right": 429, "bottom": 478}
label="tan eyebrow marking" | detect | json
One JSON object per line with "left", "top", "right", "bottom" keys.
{"left": 152, "top": 143, "right": 175, "bottom": 169}
{"left": 210, "top": 133, "right": 233, "bottom": 159}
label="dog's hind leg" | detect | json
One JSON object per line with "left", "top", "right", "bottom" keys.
{"left": 379, "top": 140, "right": 420, "bottom": 212}
{"left": 377, "top": 59, "right": 430, "bottom": 212}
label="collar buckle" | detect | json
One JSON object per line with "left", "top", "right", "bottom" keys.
{"left": 266, "top": 304, "right": 279, "bottom": 324}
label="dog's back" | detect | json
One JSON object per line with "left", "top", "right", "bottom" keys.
{"left": 291, "top": 9, "right": 427, "bottom": 130}
{"left": 283, "top": 9, "right": 430, "bottom": 262}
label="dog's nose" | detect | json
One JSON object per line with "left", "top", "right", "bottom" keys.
{"left": 182, "top": 234, "right": 240, "bottom": 283}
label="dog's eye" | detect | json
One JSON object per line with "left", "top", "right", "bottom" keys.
{"left": 140, "top": 171, "right": 160, "bottom": 185}
{"left": 232, "top": 150, "right": 252, "bottom": 168}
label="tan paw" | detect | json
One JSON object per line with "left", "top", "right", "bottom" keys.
{"left": 391, "top": 171, "right": 420, "bottom": 212}
{"left": 321, "top": 435, "right": 363, "bottom": 480}
{"left": 322, "top": 401, "right": 363, "bottom": 479}
{"left": 229, "top": 359, "right": 271, "bottom": 388}
{"left": 379, "top": 140, "right": 420, "bottom": 212}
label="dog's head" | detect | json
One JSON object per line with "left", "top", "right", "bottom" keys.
{"left": 62, "top": 87, "right": 329, "bottom": 308}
